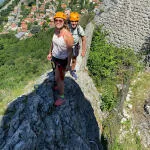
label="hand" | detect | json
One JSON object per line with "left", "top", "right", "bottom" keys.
{"left": 66, "top": 65, "right": 71, "bottom": 71}
{"left": 47, "top": 53, "right": 52, "bottom": 60}
{"left": 81, "top": 51, "right": 85, "bottom": 57}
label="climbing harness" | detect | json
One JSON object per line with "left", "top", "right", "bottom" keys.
{"left": 51, "top": 57, "right": 66, "bottom": 81}
{"left": 51, "top": 60, "right": 57, "bottom": 87}
{"left": 50, "top": 60, "right": 58, "bottom": 105}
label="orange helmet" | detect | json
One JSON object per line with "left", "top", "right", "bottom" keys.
{"left": 54, "top": 12, "right": 67, "bottom": 20}
{"left": 70, "top": 12, "right": 80, "bottom": 21}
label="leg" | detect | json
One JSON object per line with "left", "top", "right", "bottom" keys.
{"left": 55, "top": 65, "right": 65, "bottom": 95}
{"left": 70, "top": 56, "right": 78, "bottom": 80}
{"left": 71, "top": 56, "right": 77, "bottom": 71}
{"left": 54, "top": 65, "right": 66, "bottom": 106}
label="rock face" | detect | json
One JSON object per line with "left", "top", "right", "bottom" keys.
{"left": 0, "top": 75, "right": 102, "bottom": 150}
{"left": 95, "top": 0, "right": 150, "bottom": 52}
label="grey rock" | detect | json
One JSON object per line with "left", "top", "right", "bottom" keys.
{"left": 0, "top": 70, "right": 103, "bottom": 149}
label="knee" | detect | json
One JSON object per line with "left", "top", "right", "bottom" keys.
{"left": 55, "top": 76, "right": 59, "bottom": 82}
{"left": 72, "top": 58, "right": 76, "bottom": 64}
{"left": 55, "top": 72, "right": 60, "bottom": 82}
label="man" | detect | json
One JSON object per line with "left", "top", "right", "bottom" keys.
{"left": 69, "top": 12, "right": 86, "bottom": 80}
{"left": 64, "top": 8, "right": 71, "bottom": 24}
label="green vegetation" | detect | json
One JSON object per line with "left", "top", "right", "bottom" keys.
{"left": 56, "top": 0, "right": 99, "bottom": 13}
{"left": 20, "top": 4, "right": 31, "bottom": 19}
{"left": 79, "top": 13, "right": 95, "bottom": 29}
{"left": 1, "top": 1, "right": 148, "bottom": 149}
{"left": 114, "top": 72, "right": 150, "bottom": 150}
{"left": 68, "top": 0, "right": 101, "bottom": 12}
{"left": 0, "top": 28, "right": 54, "bottom": 114}
{"left": 131, "top": 72, "right": 150, "bottom": 107}
{"left": 88, "top": 25, "right": 147, "bottom": 149}
{"left": 87, "top": 25, "right": 140, "bottom": 111}
{"left": 110, "top": 132, "right": 142, "bottom": 150}
{"left": 27, "top": 0, "right": 36, "bottom": 6}
{"left": 102, "top": 112, "right": 143, "bottom": 150}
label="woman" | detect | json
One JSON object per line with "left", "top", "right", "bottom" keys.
{"left": 47, "top": 12, "right": 74, "bottom": 106}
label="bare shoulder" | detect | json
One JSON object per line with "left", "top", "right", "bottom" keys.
{"left": 63, "top": 29, "right": 73, "bottom": 41}
{"left": 63, "top": 29, "right": 73, "bottom": 47}
{"left": 64, "top": 29, "right": 72, "bottom": 37}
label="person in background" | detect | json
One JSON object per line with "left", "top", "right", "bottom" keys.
{"left": 49, "top": 17, "right": 54, "bottom": 28}
{"left": 69, "top": 12, "right": 86, "bottom": 80}
{"left": 47, "top": 12, "right": 74, "bottom": 106}
{"left": 64, "top": 8, "right": 71, "bottom": 25}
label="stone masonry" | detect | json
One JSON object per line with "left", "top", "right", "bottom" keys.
{"left": 95, "top": 0, "right": 150, "bottom": 52}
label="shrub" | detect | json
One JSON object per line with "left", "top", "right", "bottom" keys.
{"left": 0, "top": 29, "right": 54, "bottom": 102}
{"left": 88, "top": 25, "right": 140, "bottom": 111}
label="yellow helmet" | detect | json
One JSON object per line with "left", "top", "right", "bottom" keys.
{"left": 70, "top": 12, "right": 80, "bottom": 21}
{"left": 54, "top": 12, "right": 67, "bottom": 20}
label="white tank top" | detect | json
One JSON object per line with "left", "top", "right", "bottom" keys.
{"left": 52, "top": 33, "right": 68, "bottom": 59}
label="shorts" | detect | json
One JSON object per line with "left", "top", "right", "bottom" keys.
{"left": 72, "top": 43, "right": 80, "bottom": 57}
{"left": 52, "top": 56, "right": 68, "bottom": 69}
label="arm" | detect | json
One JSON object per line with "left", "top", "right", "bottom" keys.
{"left": 64, "top": 31, "right": 74, "bottom": 71}
{"left": 81, "top": 36, "right": 86, "bottom": 57}
{"left": 47, "top": 43, "right": 53, "bottom": 60}
{"left": 77, "top": 25, "right": 86, "bottom": 57}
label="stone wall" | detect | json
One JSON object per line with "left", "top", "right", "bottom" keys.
{"left": 76, "top": 22, "right": 95, "bottom": 71}
{"left": 95, "top": 0, "right": 150, "bottom": 52}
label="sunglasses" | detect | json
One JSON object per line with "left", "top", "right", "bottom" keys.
{"left": 54, "top": 19, "right": 64, "bottom": 23}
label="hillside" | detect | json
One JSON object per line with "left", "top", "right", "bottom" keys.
{"left": 94, "top": 0, "right": 150, "bottom": 149}
{"left": 0, "top": 22, "right": 104, "bottom": 149}
{"left": 0, "top": 0, "right": 150, "bottom": 149}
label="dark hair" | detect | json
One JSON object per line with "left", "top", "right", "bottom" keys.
{"left": 63, "top": 20, "right": 70, "bottom": 31}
